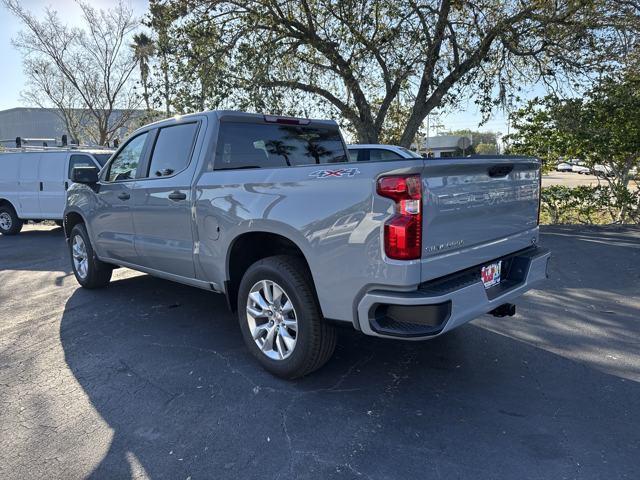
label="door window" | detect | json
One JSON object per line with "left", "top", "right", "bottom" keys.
{"left": 146, "top": 122, "right": 199, "bottom": 177}
{"left": 68, "top": 154, "right": 95, "bottom": 178}
{"left": 368, "top": 149, "right": 404, "bottom": 161}
{"left": 106, "top": 133, "right": 148, "bottom": 182}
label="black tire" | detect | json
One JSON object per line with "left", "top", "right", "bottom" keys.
{"left": 237, "top": 255, "right": 336, "bottom": 379}
{"left": 69, "top": 223, "right": 112, "bottom": 289}
{"left": 0, "top": 204, "right": 23, "bottom": 235}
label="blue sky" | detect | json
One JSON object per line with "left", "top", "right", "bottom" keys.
{"left": 0, "top": 0, "right": 149, "bottom": 107}
{"left": 0, "top": 0, "right": 540, "bottom": 137}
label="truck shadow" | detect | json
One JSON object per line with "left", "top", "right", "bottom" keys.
{"left": 59, "top": 273, "right": 640, "bottom": 479}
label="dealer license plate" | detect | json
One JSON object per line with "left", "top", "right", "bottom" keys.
{"left": 481, "top": 261, "right": 502, "bottom": 289}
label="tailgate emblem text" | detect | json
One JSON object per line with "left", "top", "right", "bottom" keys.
{"left": 425, "top": 240, "right": 464, "bottom": 253}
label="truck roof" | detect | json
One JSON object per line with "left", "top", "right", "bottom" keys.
{"left": 136, "top": 110, "right": 340, "bottom": 133}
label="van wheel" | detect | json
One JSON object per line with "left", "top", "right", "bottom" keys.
{"left": 0, "top": 205, "right": 23, "bottom": 235}
{"left": 237, "top": 255, "right": 336, "bottom": 379}
{"left": 69, "top": 223, "right": 112, "bottom": 288}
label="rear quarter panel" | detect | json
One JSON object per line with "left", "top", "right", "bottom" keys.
{"left": 194, "top": 160, "right": 425, "bottom": 323}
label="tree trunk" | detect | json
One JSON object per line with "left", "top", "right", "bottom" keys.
{"left": 162, "top": 56, "right": 171, "bottom": 116}
{"left": 398, "top": 112, "right": 427, "bottom": 148}
{"left": 354, "top": 118, "right": 380, "bottom": 144}
{"left": 142, "top": 77, "right": 151, "bottom": 112}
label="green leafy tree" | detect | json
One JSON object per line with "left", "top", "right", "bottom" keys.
{"left": 131, "top": 33, "right": 156, "bottom": 112}
{"left": 475, "top": 143, "right": 498, "bottom": 155}
{"left": 146, "top": 0, "right": 180, "bottom": 116}
{"left": 508, "top": 75, "right": 640, "bottom": 223}
{"left": 149, "top": 0, "right": 639, "bottom": 146}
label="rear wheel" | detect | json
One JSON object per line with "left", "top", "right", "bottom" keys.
{"left": 237, "top": 255, "right": 336, "bottom": 379}
{"left": 0, "top": 204, "right": 23, "bottom": 235}
{"left": 69, "top": 223, "right": 112, "bottom": 288}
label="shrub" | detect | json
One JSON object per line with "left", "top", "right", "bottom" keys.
{"left": 540, "top": 185, "right": 639, "bottom": 224}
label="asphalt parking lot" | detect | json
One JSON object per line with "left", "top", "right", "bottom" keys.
{"left": 1, "top": 225, "right": 639, "bottom": 479}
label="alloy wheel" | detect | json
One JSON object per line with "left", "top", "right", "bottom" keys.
{"left": 72, "top": 234, "right": 89, "bottom": 279}
{"left": 246, "top": 280, "right": 298, "bottom": 360}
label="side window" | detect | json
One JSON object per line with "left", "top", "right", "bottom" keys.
{"left": 106, "top": 133, "right": 148, "bottom": 182}
{"left": 215, "top": 122, "right": 346, "bottom": 170}
{"left": 369, "top": 149, "right": 404, "bottom": 162}
{"left": 147, "top": 122, "right": 199, "bottom": 177}
{"left": 68, "top": 154, "right": 95, "bottom": 178}
{"left": 348, "top": 150, "right": 359, "bottom": 162}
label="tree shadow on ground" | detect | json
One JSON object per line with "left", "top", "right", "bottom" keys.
{"left": 59, "top": 271, "right": 639, "bottom": 480}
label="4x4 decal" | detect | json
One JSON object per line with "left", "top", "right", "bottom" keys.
{"left": 308, "top": 168, "right": 361, "bottom": 178}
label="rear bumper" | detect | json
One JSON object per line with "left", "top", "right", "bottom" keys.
{"left": 356, "top": 246, "right": 551, "bottom": 340}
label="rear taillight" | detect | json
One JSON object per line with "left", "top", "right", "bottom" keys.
{"left": 377, "top": 174, "right": 422, "bottom": 260}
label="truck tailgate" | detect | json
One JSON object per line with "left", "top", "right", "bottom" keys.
{"left": 420, "top": 157, "right": 540, "bottom": 281}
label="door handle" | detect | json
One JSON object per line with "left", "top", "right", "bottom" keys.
{"left": 39, "top": 182, "right": 43, "bottom": 191}
{"left": 118, "top": 192, "right": 130, "bottom": 200}
{"left": 168, "top": 191, "right": 187, "bottom": 201}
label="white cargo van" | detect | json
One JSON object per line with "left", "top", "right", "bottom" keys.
{"left": 0, "top": 149, "right": 113, "bottom": 235}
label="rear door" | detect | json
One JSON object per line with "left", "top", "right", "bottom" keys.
{"left": 18, "top": 153, "right": 41, "bottom": 218}
{"left": 90, "top": 132, "right": 150, "bottom": 262}
{"left": 131, "top": 120, "right": 202, "bottom": 278}
{"left": 38, "top": 152, "right": 66, "bottom": 218}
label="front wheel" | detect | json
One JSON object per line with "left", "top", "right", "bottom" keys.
{"left": 237, "top": 255, "right": 336, "bottom": 379}
{"left": 0, "top": 204, "right": 23, "bottom": 235}
{"left": 69, "top": 223, "right": 112, "bottom": 288}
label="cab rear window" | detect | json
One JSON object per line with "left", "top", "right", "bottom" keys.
{"left": 215, "top": 122, "right": 347, "bottom": 169}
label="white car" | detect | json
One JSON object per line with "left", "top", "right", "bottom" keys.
{"left": 556, "top": 162, "right": 574, "bottom": 172}
{"left": 571, "top": 162, "right": 591, "bottom": 174}
{"left": 593, "top": 164, "right": 615, "bottom": 177}
{"left": 347, "top": 144, "right": 423, "bottom": 162}
{"left": 0, "top": 148, "right": 113, "bottom": 235}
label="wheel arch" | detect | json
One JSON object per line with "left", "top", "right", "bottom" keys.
{"left": 224, "top": 230, "right": 317, "bottom": 313}
{"left": 63, "top": 209, "right": 87, "bottom": 241}
{"left": 0, "top": 198, "right": 17, "bottom": 211}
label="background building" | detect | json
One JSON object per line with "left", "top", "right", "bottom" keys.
{"left": 419, "top": 135, "right": 473, "bottom": 158}
{"left": 0, "top": 107, "right": 148, "bottom": 147}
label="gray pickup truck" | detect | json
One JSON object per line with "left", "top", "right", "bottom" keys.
{"left": 64, "top": 111, "right": 550, "bottom": 378}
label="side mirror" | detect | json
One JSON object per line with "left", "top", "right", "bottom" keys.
{"left": 71, "top": 166, "right": 99, "bottom": 184}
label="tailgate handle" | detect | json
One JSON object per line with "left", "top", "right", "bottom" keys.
{"left": 487, "top": 165, "right": 513, "bottom": 177}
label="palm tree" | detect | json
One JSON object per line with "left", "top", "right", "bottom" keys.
{"left": 131, "top": 33, "right": 155, "bottom": 112}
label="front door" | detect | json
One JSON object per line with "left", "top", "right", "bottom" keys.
{"left": 131, "top": 122, "right": 201, "bottom": 278}
{"left": 89, "top": 132, "right": 150, "bottom": 262}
